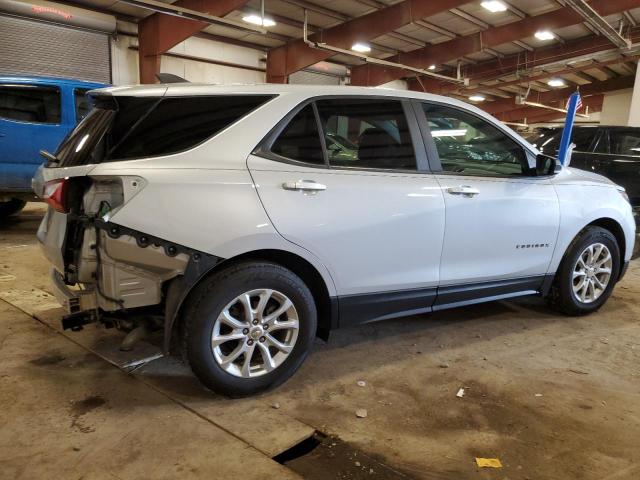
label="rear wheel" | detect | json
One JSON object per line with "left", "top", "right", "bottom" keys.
{"left": 0, "top": 198, "right": 26, "bottom": 219}
{"left": 184, "top": 261, "right": 317, "bottom": 397}
{"left": 549, "top": 226, "right": 620, "bottom": 315}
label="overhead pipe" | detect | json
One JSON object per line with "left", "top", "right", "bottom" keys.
{"left": 563, "top": 0, "right": 631, "bottom": 49}
{"left": 117, "top": 0, "right": 266, "bottom": 35}
{"left": 516, "top": 100, "right": 591, "bottom": 118}
{"left": 301, "top": 10, "right": 468, "bottom": 85}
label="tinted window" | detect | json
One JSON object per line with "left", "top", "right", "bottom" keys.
{"left": 571, "top": 128, "right": 596, "bottom": 151}
{"left": 111, "top": 95, "right": 272, "bottom": 160}
{"left": 74, "top": 89, "right": 92, "bottom": 121}
{"left": 0, "top": 85, "right": 61, "bottom": 124}
{"left": 56, "top": 95, "right": 271, "bottom": 166}
{"left": 316, "top": 98, "right": 416, "bottom": 170}
{"left": 610, "top": 130, "right": 640, "bottom": 156}
{"left": 271, "top": 104, "right": 324, "bottom": 165}
{"left": 423, "top": 103, "right": 525, "bottom": 176}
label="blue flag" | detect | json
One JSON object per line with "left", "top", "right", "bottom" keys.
{"left": 557, "top": 91, "right": 582, "bottom": 166}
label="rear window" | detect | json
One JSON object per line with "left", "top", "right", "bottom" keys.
{"left": 0, "top": 84, "right": 61, "bottom": 124}
{"left": 55, "top": 94, "right": 274, "bottom": 167}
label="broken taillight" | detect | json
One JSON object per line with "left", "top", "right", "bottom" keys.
{"left": 42, "top": 178, "right": 70, "bottom": 213}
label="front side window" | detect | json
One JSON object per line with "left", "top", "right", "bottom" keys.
{"left": 610, "top": 130, "right": 640, "bottom": 156}
{"left": 316, "top": 98, "right": 416, "bottom": 170}
{"left": 0, "top": 84, "right": 61, "bottom": 124}
{"left": 423, "top": 103, "right": 526, "bottom": 176}
{"left": 271, "top": 104, "right": 324, "bottom": 165}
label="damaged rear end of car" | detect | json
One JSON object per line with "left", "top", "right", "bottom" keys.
{"left": 33, "top": 86, "right": 277, "bottom": 351}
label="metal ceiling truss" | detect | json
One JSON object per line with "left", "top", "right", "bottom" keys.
{"left": 118, "top": 0, "right": 265, "bottom": 34}
{"left": 563, "top": 0, "right": 631, "bottom": 49}
{"left": 301, "top": 10, "right": 468, "bottom": 85}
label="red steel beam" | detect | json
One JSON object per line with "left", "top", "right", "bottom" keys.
{"left": 265, "top": 0, "right": 472, "bottom": 84}
{"left": 482, "top": 75, "right": 634, "bottom": 115}
{"left": 351, "top": 0, "right": 639, "bottom": 86}
{"left": 460, "top": 55, "right": 640, "bottom": 95}
{"left": 138, "top": 0, "right": 250, "bottom": 84}
{"left": 408, "top": 30, "right": 640, "bottom": 95}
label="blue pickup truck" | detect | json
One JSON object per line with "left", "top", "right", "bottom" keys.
{"left": 0, "top": 76, "right": 107, "bottom": 218}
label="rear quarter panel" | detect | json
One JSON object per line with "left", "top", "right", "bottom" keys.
{"left": 95, "top": 165, "right": 337, "bottom": 296}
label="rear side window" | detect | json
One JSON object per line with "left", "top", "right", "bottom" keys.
{"left": 0, "top": 85, "right": 61, "bottom": 124}
{"left": 110, "top": 96, "right": 272, "bottom": 160}
{"left": 271, "top": 104, "right": 324, "bottom": 165}
{"left": 316, "top": 98, "right": 416, "bottom": 170}
{"left": 55, "top": 95, "right": 272, "bottom": 166}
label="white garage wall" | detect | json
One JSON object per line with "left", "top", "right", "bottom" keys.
{"left": 110, "top": 21, "right": 266, "bottom": 86}
{"left": 111, "top": 22, "right": 139, "bottom": 86}
{"left": 600, "top": 88, "right": 633, "bottom": 126}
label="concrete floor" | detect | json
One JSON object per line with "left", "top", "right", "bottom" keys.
{"left": 1, "top": 204, "right": 639, "bottom": 480}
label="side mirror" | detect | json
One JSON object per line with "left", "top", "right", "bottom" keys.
{"left": 535, "top": 154, "right": 557, "bottom": 176}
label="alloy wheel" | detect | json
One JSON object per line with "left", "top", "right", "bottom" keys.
{"left": 211, "top": 289, "right": 299, "bottom": 378}
{"left": 572, "top": 242, "right": 613, "bottom": 304}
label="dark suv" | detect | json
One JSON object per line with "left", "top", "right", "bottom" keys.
{"left": 528, "top": 125, "right": 640, "bottom": 211}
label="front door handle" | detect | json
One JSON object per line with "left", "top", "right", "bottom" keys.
{"left": 447, "top": 185, "right": 480, "bottom": 197}
{"left": 282, "top": 180, "right": 327, "bottom": 192}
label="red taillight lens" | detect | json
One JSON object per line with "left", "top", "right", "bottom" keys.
{"left": 43, "top": 178, "right": 69, "bottom": 213}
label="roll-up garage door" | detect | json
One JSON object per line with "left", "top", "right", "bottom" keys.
{"left": 290, "top": 70, "right": 342, "bottom": 86}
{"left": 0, "top": 15, "right": 111, "bottom": 83}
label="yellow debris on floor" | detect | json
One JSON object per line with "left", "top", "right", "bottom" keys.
{"left": 475, "top": 458, "right": 503, "bottom": 468}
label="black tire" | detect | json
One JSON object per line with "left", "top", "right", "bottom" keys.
{"left": 183, "top": 261, "right": 317, "bottom": 397}
{"left": 549, "top": 226, "right": 620, "bottom": 315}
{"left": 0, "top": 198, "right": 26, "bottom": 219}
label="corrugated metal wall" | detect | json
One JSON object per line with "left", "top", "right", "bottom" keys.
{"left": 0, "top": 15, "right": 111, "bottom": 83}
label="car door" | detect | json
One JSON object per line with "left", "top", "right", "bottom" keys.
{"left": 248, "top": 97, "right": 446, "bottom": 323}
{"left": 0, "top": 82, "right": 69, "bottom": 190}
{"left": 416, "top": 101, "right": 560, "bottom": 305}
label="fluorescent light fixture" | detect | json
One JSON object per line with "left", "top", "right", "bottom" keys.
{"left": 535, "top": 30, "right": 555, "bottom": 41}
{"left": 547, "top": 78, "right": 566, "bottom": 87}
{"left": 481, "top": 1, "right": 508, "bottom": 13}
{"left": 428, "top": 65, "right": 436, "bottom": 70}
{"left": 431, "top": 129, "right": 468, "bottom": 137}
{"left": 469, "top": 94, "right": 486, "bottom": 102}
{"left": 242, "top": 14, "right": 276, "bottom": 27}
{"left": 351, "top": 42, "right": 371, "bottom": 53}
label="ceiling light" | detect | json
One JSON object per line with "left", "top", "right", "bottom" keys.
{"left": 351, "top": 42, "right": 371, "bottom": 53}
{"left": 547, "top": 78, "right": 566, "bottom": 87}
{"left": 481, "top": 1, "right": 508, "bottom": 13}
{"left": 242, "top": 14, "right": 276, "bottom": 27}
{"left": 469, "top": 95, "right": 486, "bottom": 102}
{"left": 535, "top": 30, "right": 555, "bottom": 41}
{"left": 428, "top": 65, "right": 436, "bottom": 70}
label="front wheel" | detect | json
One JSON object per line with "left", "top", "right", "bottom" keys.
{"left": 549, "top": 226, "right": 620, "bottom": 315}
{"left": 184, "top": 261, "right": 317, "bottom": 397}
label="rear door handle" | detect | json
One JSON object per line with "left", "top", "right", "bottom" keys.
{"left": 447, "top": 185, "right": 480, "bottom": 197}
{"left": 282, "top": 180, "right": 327, "bottom": 192}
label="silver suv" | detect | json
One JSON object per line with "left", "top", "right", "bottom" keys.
{"left": 34, "top": 84, "right": 635, "bottom": 396}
